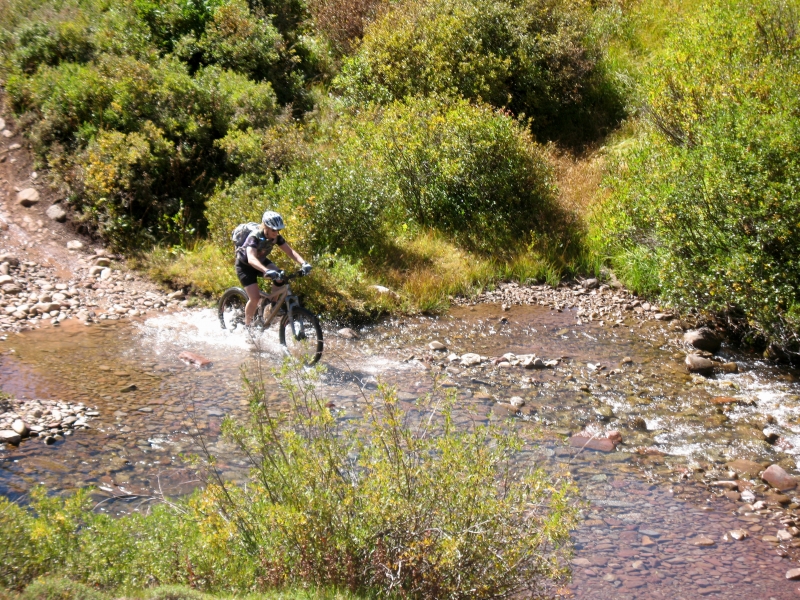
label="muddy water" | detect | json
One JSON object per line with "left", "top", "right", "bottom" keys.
{"left": 2, "top": 304, "right": 800, "bottom": 598}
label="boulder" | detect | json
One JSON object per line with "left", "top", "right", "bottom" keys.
{"left": 719, "top": 362, "right": 739, "bottom": 373}
{"left": 684, "top": 327, "right": 722, "bottom": 352}
{"left": 0, "top": 254, "right": 19, "bottom": 266}
{"left": 46, "top": 204, "right": 67, "bottom": 222}
{"left": 685, "top": 354, "right": 714, "bottom": 374}
{"left": 786, "top": 568, "right": 800, "bottom": 580}
{"left": 762, "top": 464, "right": 797, "bottom": 491}
{"left": 508, "top": 396, "right": 525, "bottom": 408}
{"left": 0, "top": 275, "right": 12, "bottom": 285}
{"left": 568, "top": 436, "right": 616, "bottom": 452}
{"left": 16, "top": 188, "right": 40, "bottom": 207}
{"left": 66, "top": 240, "right": 84, "bottom": 250}
{"left": 178, "top": 351, "right": 213, "bottom": 368}
{"left": 2, "top": 284, "right": 22, "bottom": 295}
{"left": 338, "top": 328, "right": 359, "bottom": 340}
{"left": 0, "top": 430, "right": 22, "bottom": 445}
{"left": 582, "top": 278, "right": 599, "bottom": 289}
{"left": 11, "top": 419, "right": 28, "bottom": 437}
{"left": 428, "top": 341, "right": 447, "bottom": 351}
{"left": 460, "top": 353, "right": 482, "bottom": 367}
{"left": 522, "top": 356, "right": 545, "bottom": 369}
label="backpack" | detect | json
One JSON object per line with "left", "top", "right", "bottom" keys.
{"left": 231, "top": 222, "right": 261, "bottom": 248}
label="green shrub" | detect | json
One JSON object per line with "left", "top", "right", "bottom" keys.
{"left": 336, "top": 0, "right": 624, "bottom": 145}
{"left": 599, "top": 0, "right": 800, "bottom": 345}
{"left": 146, "top": 585, "right": 209, "bottom": 600}
{"left": 19, "top": 578, "right": 106, "bottom": 600}
{"left": 366, "top": 97, "right": 557, "bottom": 253}
{"left": 212, "top": 362, "right": 578, "bottom": 598}
{"left": 0, "top": 366, "right": 577, "bottom": 599}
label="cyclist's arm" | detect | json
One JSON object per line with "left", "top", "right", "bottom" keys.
{"left": 278, "top": 242, "right": 306, "bottom": 266}
{"left": 246, "top": 247, "right": 276, "bottom": 275}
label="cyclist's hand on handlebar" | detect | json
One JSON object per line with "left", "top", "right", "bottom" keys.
{"left": 265, "top": 269, "right": 284, "bottom": 280}
{"left": 301, "top": 262, "right": 312, "bottom": 276}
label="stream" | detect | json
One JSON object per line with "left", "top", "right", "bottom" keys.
{"left": 2, "top": 303, "right": 800, "bottom": 599}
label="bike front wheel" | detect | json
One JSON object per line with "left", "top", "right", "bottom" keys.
{"left": 218, "top": 287, "right": 248, "bottom": 331}
{"left": 279, "top": 307, "right": 323, "bottom": 365}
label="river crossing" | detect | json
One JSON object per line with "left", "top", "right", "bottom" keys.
{"left": 2, "top": 302, "right": 800, "bottom": 598}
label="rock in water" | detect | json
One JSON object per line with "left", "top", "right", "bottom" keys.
{"left": 16, "top": 188, "right": 40, "bottom": 207}
{"left": 0, "top": 430, "right": 22, "bottom": 445}
{"left": 11, "top": 419, "right": 28, "bottom": 437}
{"left": 460, "top": 353, "right": 482, "bottom": 366}
{"left": 685, "top": 354, "right": 714, "bottom": 374}
{"left": 428, "top": 341, "right": 447, "bottom": 351}
{"left": 568, "top": 436, "right": 616, "bottom": 452}
{"left": 683, "top": 327, "right": 722, "bottom": 352}
{"left": 762, "top": 464, "right": 797, "bottom": 491}
{"left": 178, "top": 351, "right": 213, "bottom": 368}
{"left": 726, "top": 458, "right": 764, "bottom": 479}
{"left": 338, "top": 328, "right": 359, "bottom": 339}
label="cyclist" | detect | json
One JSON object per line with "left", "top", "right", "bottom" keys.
{"left": 236, "top": 211, "right": 311, "bottom": 328}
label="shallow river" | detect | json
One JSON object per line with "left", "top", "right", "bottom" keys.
{"left": 2, "top": 303, "right": 800, "bottom": 599}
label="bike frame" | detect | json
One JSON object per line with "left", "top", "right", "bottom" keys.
{"left": 259, "top": 281, "right": 302, "bottom": 336}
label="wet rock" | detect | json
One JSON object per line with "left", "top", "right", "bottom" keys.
{"left": 630, "top": 416, "right": 648, "bottom": 431}
{"left": 178, "top": 351, "right": 213, "bottom": 368}
{"left": 711, "top": 396, "right": 739, "bottom": 406}
{"left": 729, "top": 529, "right": 748, "bottom": 541}
{"left": 727, "top": 459, "right": 764, "bottom": 479}
{"left": 11, "top": 419, "right": 28, "bottom": 437}
{"left": 786, "top": 568, "right": 800, "bottom": 580}
{"left": 607, "top": 430, "right": 622, "bottom": 445}
{"left": 684, "top": 328, "right": 722, "bottom": 352}
{"left": 428, "top": 341, "right": 447, "bottom": 351}
{"left": 0, "top": 430, "right": 22, "bottom": 445}
{"left": 46, "top": 204, "right": 67, "bottom": 222}
{"left": 460, "top": 353, "right": 482, "bottom": 367}
{"left": 595, "top": 405, "right": 614, "bottom": 420}
{"left": 692, "top": 536, "right": 715, "bottom": 546}
{"left": 568, "top": 436, "right": 616, "bottom": 452}
{"left": 338, "top": 328, "right": 359, "bottom": 340}
{"left": 719, "top": 362, "right": 739, "bottom": 373}
{"left": 762, "top": 464, "right": 797, "bottom": 491}
{"left": 16, "top": 188, "right": 40, "bottom": 207}
{"left": 654, "top": 312, "right": 674, "bottom": 321}
{"left": 685, "top": 354, "right": 714, "bottom": 374}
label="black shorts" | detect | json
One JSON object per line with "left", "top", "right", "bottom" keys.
{"left": 235, "top": 261, "right": 273, "bottom": 287}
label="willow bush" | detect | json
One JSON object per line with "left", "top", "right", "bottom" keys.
{"left": 0, "top": 362, "right": 577, "bottom": 598}
{"left": 336, "top": 0, "right": 624, "bottom": 146}
{"left": 598, "top": 0, "right": 800, "bottom": 347}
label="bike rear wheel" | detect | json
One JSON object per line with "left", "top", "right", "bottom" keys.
{"left": 279, "top": 307, "right": 323, "bottom": 365}
{"left": 218, "top": 287, "right": 248, "bottom": 331}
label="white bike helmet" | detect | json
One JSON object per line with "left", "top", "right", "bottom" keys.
{"left": 262, "top": 210, "right": 285, "bottom": 230}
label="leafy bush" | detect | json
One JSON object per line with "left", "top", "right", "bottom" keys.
{"left": 308, "top": 0, "right": 389, "bottom": 55}
{"left": 212, "top": 362, "right": 578, "bottom": 598}
{"left": 599, "top": 0, "right": 800, "bottom": 346}
{"left": 207, "top": 97, "right": 558, "bottom": 257}
{"left": 19, "top": 577, "right": 106, "bottom": 600}
{"left": 0, "top": 365, "right": 577, "bottom": 599}
{"left": 336, "top": 0, "right": 624, "bottom": 146}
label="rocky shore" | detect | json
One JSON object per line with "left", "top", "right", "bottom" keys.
{"left": 0, "top": 248, "right": 186, "bottom": 332}
{"left": 0, "top": 397, "right": 97, "bottom": 446}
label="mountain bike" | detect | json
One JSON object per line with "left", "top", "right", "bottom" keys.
{"left": 218, "top": 270, "right": 324, "bottom": 365}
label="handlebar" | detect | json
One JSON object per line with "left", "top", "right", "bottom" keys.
{"left": 269, "top": 269, "right": 305, "bottom": 284}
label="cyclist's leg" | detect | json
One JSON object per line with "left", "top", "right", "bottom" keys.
{"left": 235, "top": 261, "right": 262, "bottom": 327}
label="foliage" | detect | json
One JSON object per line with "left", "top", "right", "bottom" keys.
{"left": 598, "top": 0, "right": 800, "bottom": 345}
{"left": 336, "top": 0, "right": 624, "bottom": 146}
{"left": 308, "top": 0, "right": 389, "bottom": 55}
{"left": 0, "top": 365, "right": 577, "bottom": 599}
{"left": 18, "top": 578, "right": 105, "bottom": 600}
{"left": 0, "top": 0, "right": 314, "bottom": 249}
{"left": 211, "top": 362, "right": 578, "bottom": 598}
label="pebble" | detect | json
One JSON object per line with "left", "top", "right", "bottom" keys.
{"left": 46, "top": 204, "right": 67, "bottom": 222}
